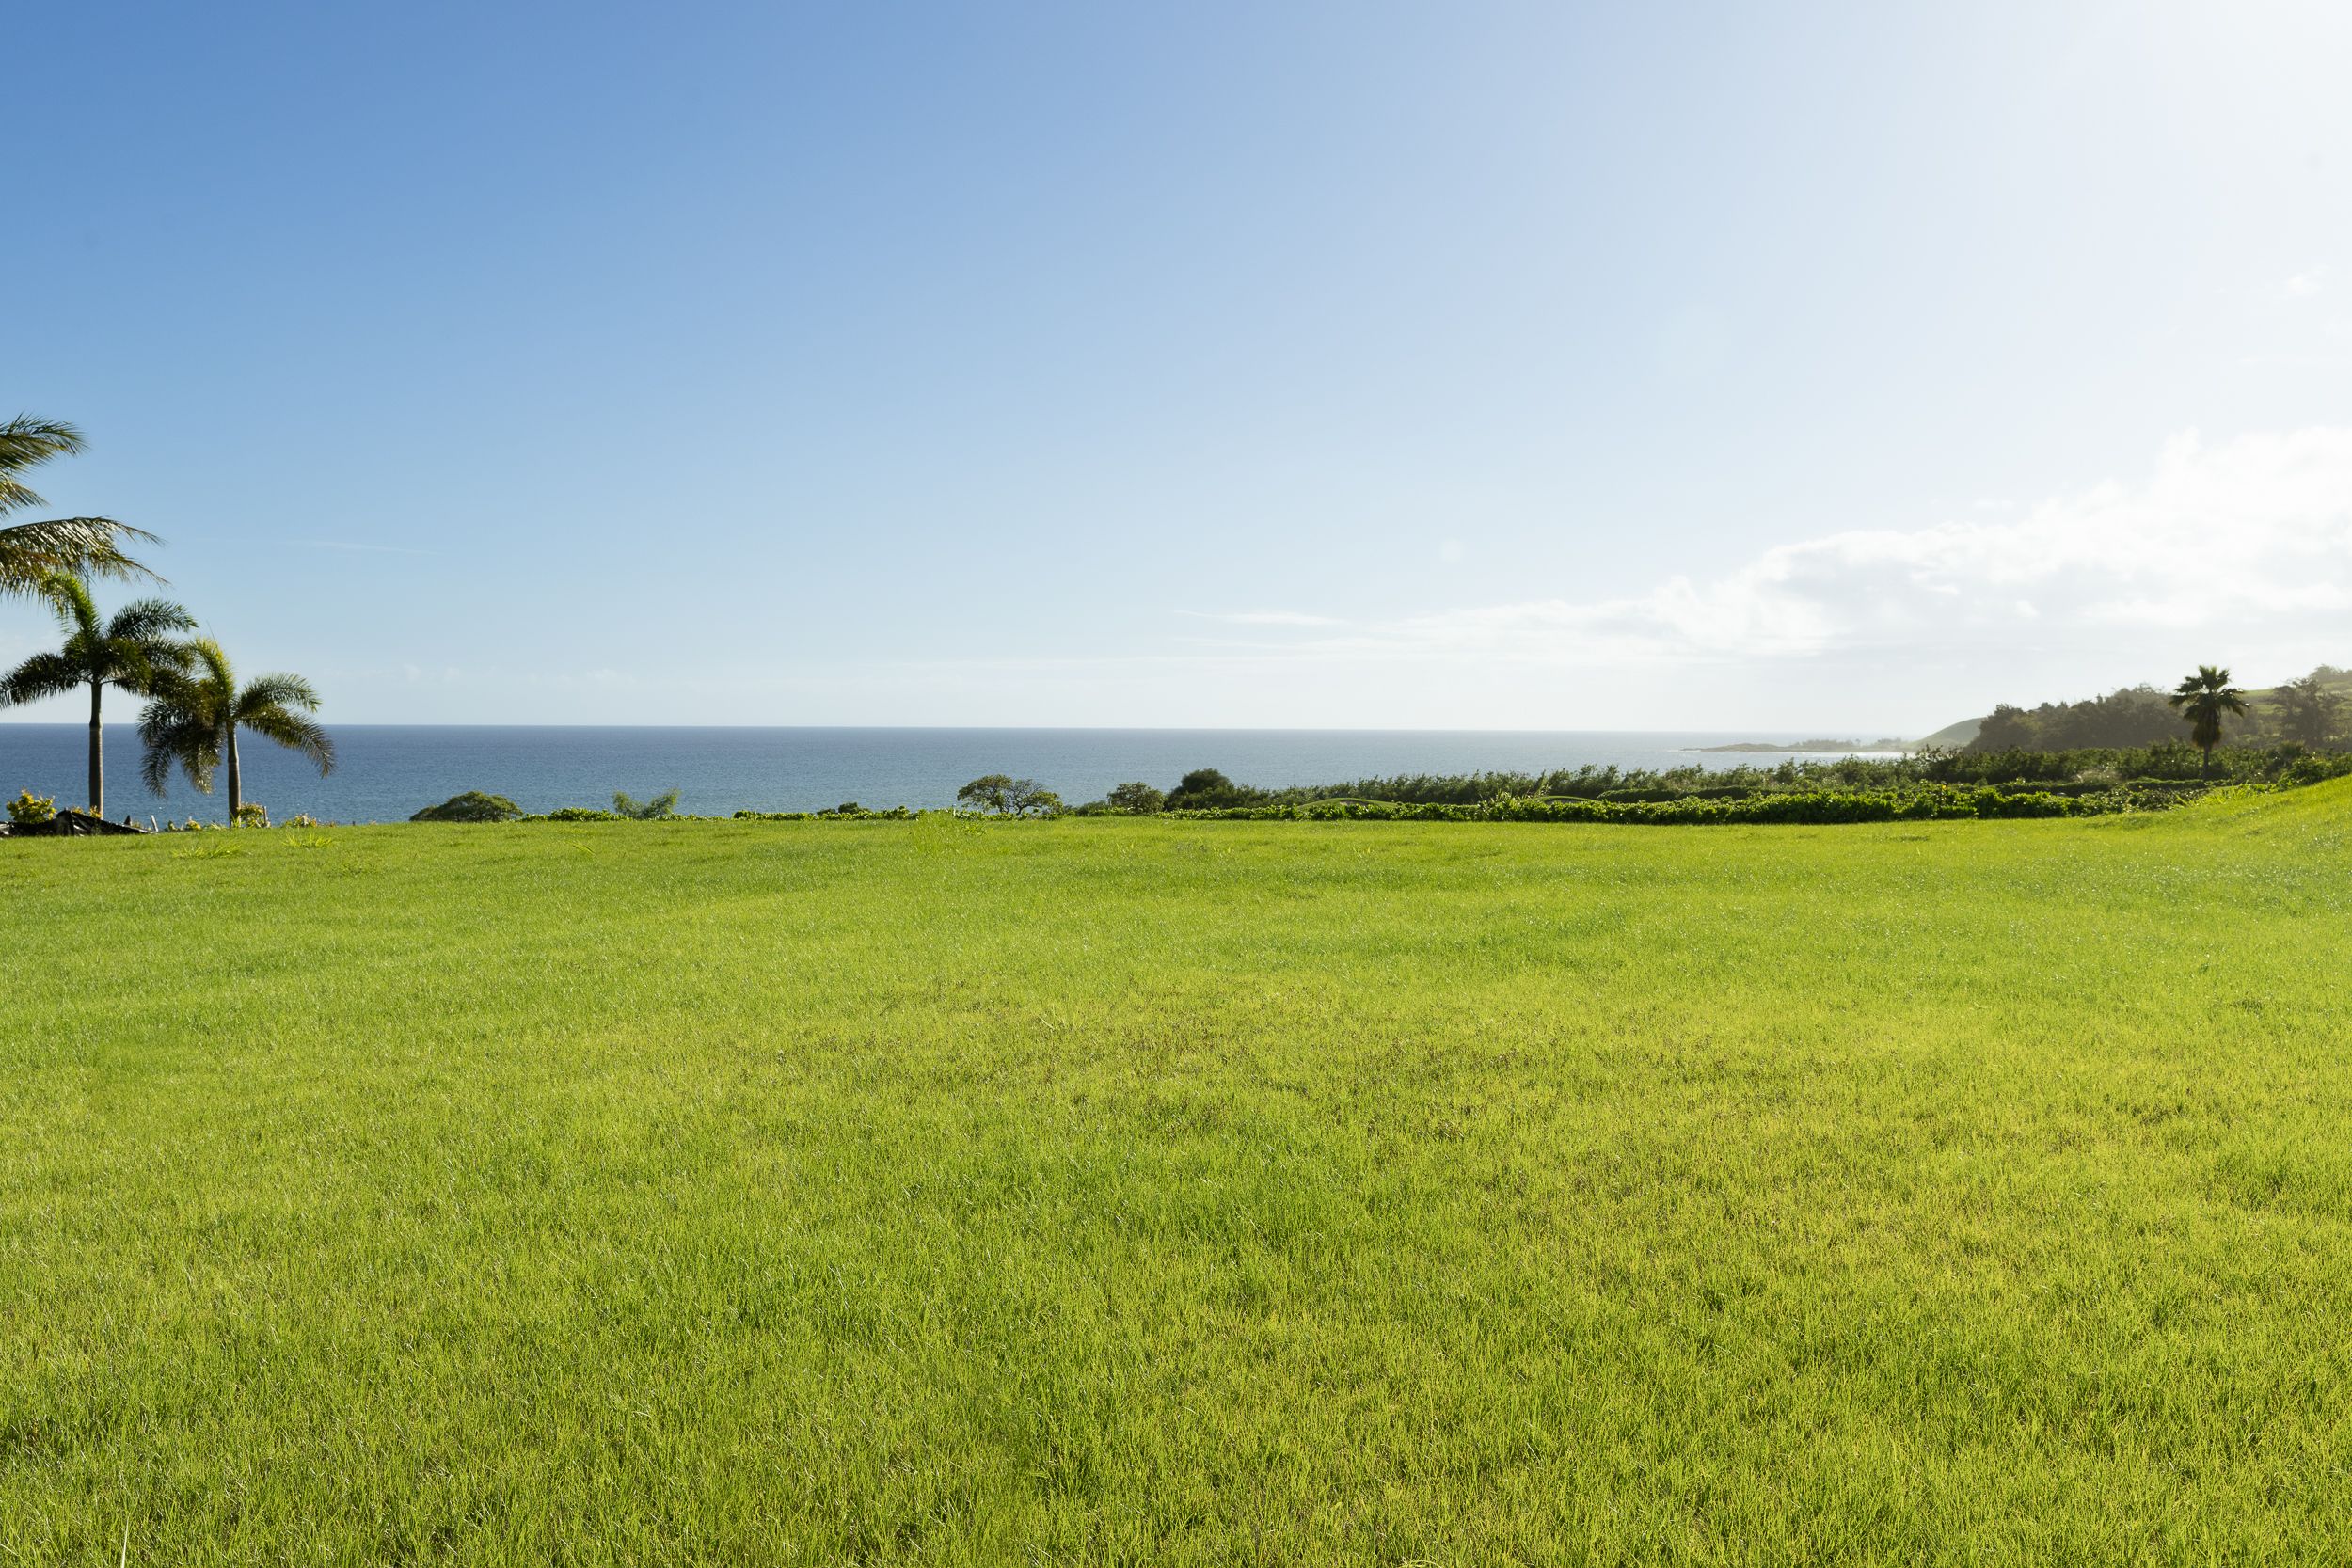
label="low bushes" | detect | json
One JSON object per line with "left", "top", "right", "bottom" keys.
{"left": 1163, "top": 783, "right": 2212, "bottom": 825}
{"left": 729, "top": 806, "right": 918, "bottom": 822}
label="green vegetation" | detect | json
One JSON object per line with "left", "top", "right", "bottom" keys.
{"left": 1955, "top": 664, "right": 2352, "bottom": 753}
{"left": 411, "top": 790, "right": 527, "bottom": 823}
{"left": 2274, "top": 672, "right": 2347, "bottom": 746}
{"left": 1163, "top": 766, "right": 1252, "bottom": 810}
{"left": 0, "top": 416, "right": 157, "bottom": 597}
{"left": 5, "top": 789, "right": 2351, "bottom": 1560}
{"left": 0, "top": 575, "right": 196, "bottom": 816}
{"left": 612, "top": 788, "right": 682, "bottom": 821}
{"left": 136, "top": 637, "right": 335, "bottom": 820}
{"left": 1, "top": 418, "right": 330, "bottom": 826}
{"left": 1105, "top": 780, "right": 1166, "bottom": 814}
{"left": 956, "top": 773, "right": 1061, "bottom": 816}
{"left": 1058, "top": 742, "right": 2352, "bottom": 819}
{"left": 2169, "top": 665, "right": 2250, "bottom": 776}
{"left": 1165, "top": 782, "right": 2198, "bottom": 824}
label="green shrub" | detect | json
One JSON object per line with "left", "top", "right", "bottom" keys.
{"left": 1107, "top": 782, "right": 1166, "bottom": 814}
{"left": 8, "top": 790, "right": 56, "bottom": 826}
{"left": 612, "top": 789, "right": 680, "bottom": 821}
{"left": 1162, "top": 768, "right": 1263, "bottom": 810}
{"left": 232, "top": 803, "right": 270, "bottom": 828}
{"left": 411, "top": 791, "right": 525, "bottom": 823}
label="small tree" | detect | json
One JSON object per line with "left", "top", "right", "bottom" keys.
{"left": 2272, "top": 673, "right": 2345, "bottom": 749}
{"left": 957, "top": 774, "right": 1015, "bottom": 813}
{"left": 1164, "top": 768, "right": 1258, "bottom": 810}
{"left": 2169, "top": 665, "right": 2249, "bottom": 777}
{"left": 957, "top": 775, "right": 1058, "bottom": 816}
{"left": 1106, "top": 781, "right": 1166, "bottom": 814}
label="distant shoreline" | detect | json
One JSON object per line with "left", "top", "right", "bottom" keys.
{"left": 1692, "top": 739, "right": 1916, "bottom": 754}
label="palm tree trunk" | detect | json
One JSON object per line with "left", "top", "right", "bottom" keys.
{"left": 227, "top": 725, "right": 242, "bottom": 820}
{"left": 87, "top": 678, "right": 103, "bottom": 816}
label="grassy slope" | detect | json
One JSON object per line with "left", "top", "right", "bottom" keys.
{"left": 4, "top": 790, "right": 2350, "bottom": 1564}
{"left": 1915, "top": 715, "right": 1982, "bottom": 748}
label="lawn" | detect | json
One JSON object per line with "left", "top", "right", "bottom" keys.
{"left": 4, "top": 786, "right": 2350, "bottom": 1563}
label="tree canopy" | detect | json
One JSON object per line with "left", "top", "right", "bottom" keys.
{"left": 957, "top": 775, "right": 1060, "bottom": 816}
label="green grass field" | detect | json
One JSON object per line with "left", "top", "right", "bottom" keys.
{"left": 6, "top": 785, "right": 2350, "bottom": 1563}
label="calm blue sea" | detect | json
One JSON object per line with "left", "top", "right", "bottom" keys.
{"left": 0, "top": 725, "right": 1888, "bottom": 824}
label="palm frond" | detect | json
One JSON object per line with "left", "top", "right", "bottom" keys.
{"left": 234, "top": 672, "right": 321, "bottom": 718}
{"left": 183, "top": 637, "right": 234, "bottom": 694}
{"left": 0, "top": 517, "right": 164, "bottom": 595}
{"left": 107, "top": 597, "right": 197, "bottom": 641}
{"left": 0, "top": 650, "right": 85, "bottom": 708}
{"left": 136, "top": 702, "right": 219, "bottom": 797}
{"left": 37, "top": 572, "right": 101, "bottom": 640}
{"left": 0, "top": 416, "right": 87, "bottom": 467}
{"left": 0, "top": 416, "right": 88, "bottom": 516}
{"left": 239, "top": 705, "right": 335, "bottom": 775}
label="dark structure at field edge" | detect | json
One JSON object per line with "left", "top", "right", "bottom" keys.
{"left": 0, "top": 810, "right": 148, "bottom": 838}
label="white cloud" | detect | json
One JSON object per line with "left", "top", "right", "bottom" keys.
{"left": 2282, "top": 267, "right": 2328, "bottom": 300}
{"left": 1210, "top": 428, "right": 2352, "bottom": 669}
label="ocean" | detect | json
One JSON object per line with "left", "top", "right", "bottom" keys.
{"left": 0, "top": 725, "right": 1892, "bottom": 824}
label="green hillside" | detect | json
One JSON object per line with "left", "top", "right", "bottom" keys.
{"left": 1915, "top": 714, "right": 1982, "bottom": 748}
{"left": 1922, "top": 664, "right": 2352, "bottom": 752}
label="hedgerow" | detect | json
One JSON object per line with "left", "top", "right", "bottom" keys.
{"left": 1162, "top": 783, "right": 2219, "bottom": 825}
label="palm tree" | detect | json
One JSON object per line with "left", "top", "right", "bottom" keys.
{"left": 2169, "top": 665, "right": 2249, "bottom": 778}
{"left": 0, "top": 575, "right": 196, "bottom": 816}
{"left": 138, "top": 639, "right": 334, "bottom": 820}
{"left": 0, "top": 417, "right": 160, "bottom": 597}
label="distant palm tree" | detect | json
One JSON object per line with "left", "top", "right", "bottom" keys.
{"left": 2169, "top": 665, "right": 2249, "bottom": 777}
{"left": 0, "top": 417, "right": 159, "bottom": 597}
{"left": 138, "top": 638, "right": 334, "bottom": 820}
{"left": 0, "top": 575, "right": 196, "bottom": 816}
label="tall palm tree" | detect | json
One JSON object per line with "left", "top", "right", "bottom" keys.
{"left": 0, "top": 575, "right": 196, "bottom": 816}
{"left": 2169, "top": 664, "right": 2249, "bottom": 778}
{"left": 138, "top": 639, "right": 334, "bottom": 820}
{"left": 0, "top": 417, "right": 159, "bottom": 596}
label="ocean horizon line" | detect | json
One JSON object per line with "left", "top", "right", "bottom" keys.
{"left": 0, "top": 720, "right": 1911, "bottom": 736}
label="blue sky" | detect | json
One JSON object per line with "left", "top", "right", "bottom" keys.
{"left": 11, "top": 0, "right": 2352, "bottom": 732}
